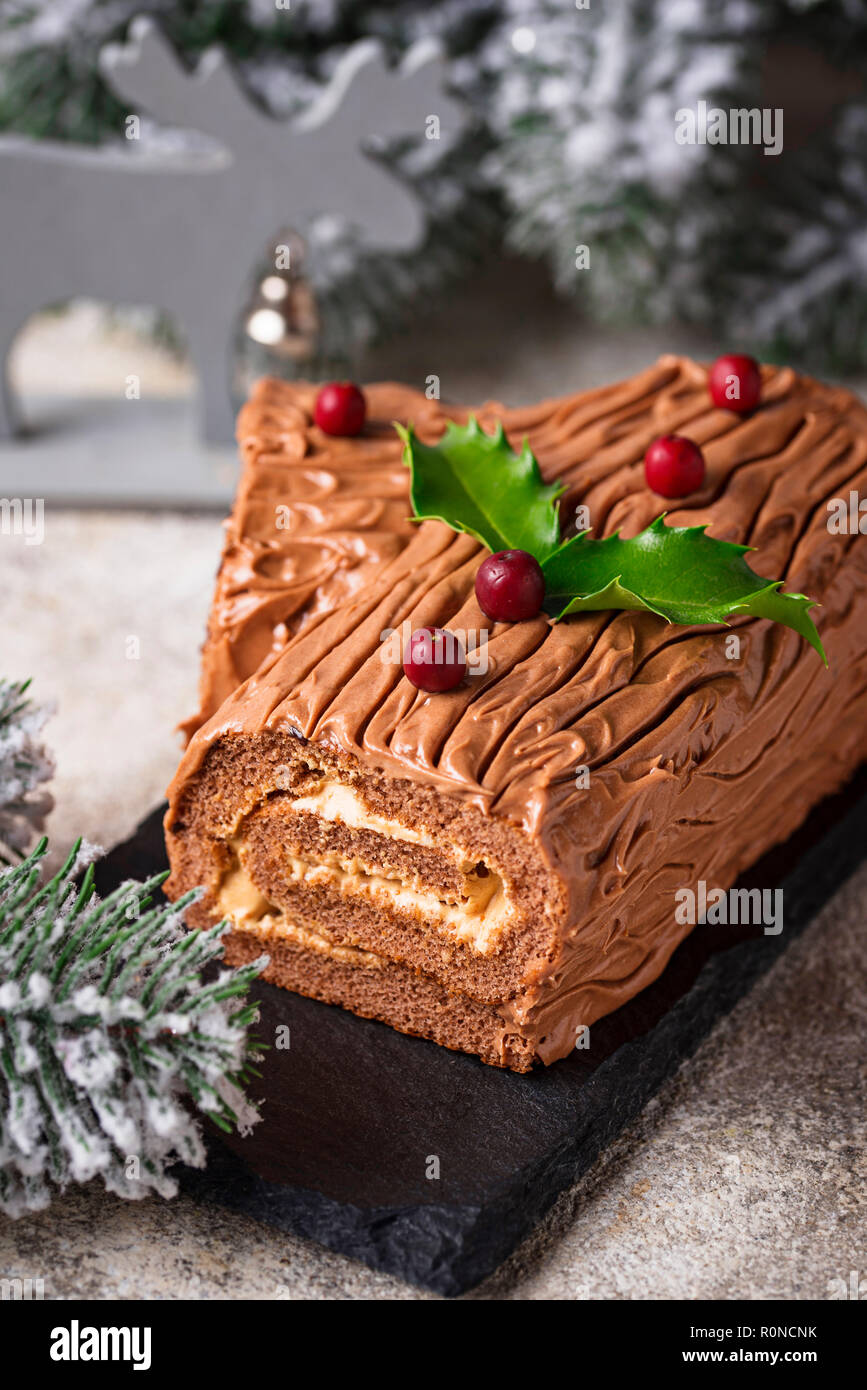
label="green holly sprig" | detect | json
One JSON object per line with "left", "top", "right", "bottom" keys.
{"left": 397, "top": 417, "right": 825, "bottom": 662}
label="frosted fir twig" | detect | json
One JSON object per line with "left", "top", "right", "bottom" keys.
{"left": 0, "top": 679, "right": 54, "bottom": 864}
{"left": 0, "top": 838, "right": 267, "bottom": 1217}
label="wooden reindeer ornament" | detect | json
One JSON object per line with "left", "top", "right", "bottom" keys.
{"left": 0, "top": 17, "right": 465, "bottom": 444}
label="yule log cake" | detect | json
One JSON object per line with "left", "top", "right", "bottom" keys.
{"left": 165, "top": 357, "right": 867, "bottom": 1071}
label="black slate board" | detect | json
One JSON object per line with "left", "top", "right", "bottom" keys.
{"left": 94, "top": 776, "right": 867, "bottom": 1296}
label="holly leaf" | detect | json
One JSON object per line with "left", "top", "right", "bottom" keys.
{"left": 395, "top": 420, "right": 826, "bottom": 663}
{"left": 541, "top": 517, "right": 826, "bottom": 662}
{"left": 396, "top": 417, "right": 566, "bottom": 560}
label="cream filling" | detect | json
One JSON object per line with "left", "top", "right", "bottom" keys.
{"left": 280, "top": 851, "right": 511, "bottom": 953}
{"left": 220, "top": 827, "right": 514, "bottom": 954}
{"left": 218, "top": 863, "right": 385, "bottom": 969}
{"left": 289, "top": 779, "right": 437, "bottom": 848}
{"left": 278, "top": 778, "right": 514, "bottom": 952}
{"left": 280, "top": 842, "right": 500, "bottom": 916}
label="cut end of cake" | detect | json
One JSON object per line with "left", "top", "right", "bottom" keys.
{"left": 164, "top": 730, "right": 566, "bottom": 1071}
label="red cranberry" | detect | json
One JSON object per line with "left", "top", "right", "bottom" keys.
{"left": 475, "top": 549, "right": 545, "bottom": 622}
{"left": 403, "top": 626, "right": 467, "bottom": 692}
{"left": 708, "top": 354, "right": 761, "bottom": 413}
{"left": 313, "top": 381, "right": 366, "bottom": 436}
{"left": 644, "top": 434, "right": 706, "bottom": 499}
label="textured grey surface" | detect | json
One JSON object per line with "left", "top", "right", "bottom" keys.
{"left": 0, "top": 290, "right": 864, "bottom": 1299}
{"left": 2, "top": 508, "right": 220, "bottom": 868}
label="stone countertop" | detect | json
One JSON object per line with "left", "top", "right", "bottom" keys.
{"left": 1, "top": 283, "right": 865, "bottom": 1300}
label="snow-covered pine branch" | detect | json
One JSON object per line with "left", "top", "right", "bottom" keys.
{"left": 0, "top": 679, "right": 54, "bottom": 865}
{"left": 0, "top": 837, "right": 267, "bottom": 1217}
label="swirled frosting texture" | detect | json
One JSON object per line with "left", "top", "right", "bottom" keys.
{"left": 170, "top": 358, "right": 867, "bottom": 1064}
{"left": 182, "top": 379, "right": 440, "bottom": 737}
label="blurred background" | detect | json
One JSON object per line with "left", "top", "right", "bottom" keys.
{"left": 2, "top": 0, "right": 867, "bottom": 425}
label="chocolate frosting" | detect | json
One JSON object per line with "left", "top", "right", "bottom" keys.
{"left": 170, "top": 357, "right": 867, "bottom": 1062}
{"left": 182, "top": 378, "right": 444, "bottom": 737}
